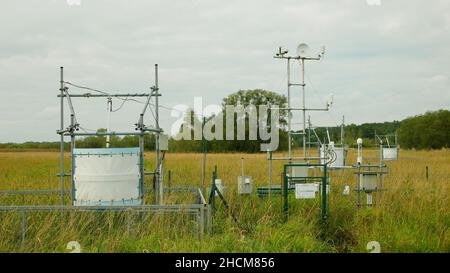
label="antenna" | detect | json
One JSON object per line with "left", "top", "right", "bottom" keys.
{"left": 326, "top": 94, "right": 334, "bottom": 109}
{"left": 296, "top": 43, "right": 310, "bottom": 58}
{"left": 319, "top": 46, "right": 326, "bottom": 58}
{"left": 275, "top": 46, "right": 289, "bottom": 57}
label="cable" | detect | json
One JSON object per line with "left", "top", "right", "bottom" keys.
{"left": 303, "top": 71, "right": 340, "bottom": 128}
{"left": 79, "top": 126, "right": 98, "bottom": 133}
{"left": 64, "top": 81, "right": 183, "bottom": 113}
{"left": 111, "top": 95, "right": 129, "bottom": 112}
{"left": 64, "top": 81, "right": 110, "bottom": 96}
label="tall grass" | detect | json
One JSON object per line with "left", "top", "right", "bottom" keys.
{"left": 0, "top": 149, "right": 448, "bottom": 252}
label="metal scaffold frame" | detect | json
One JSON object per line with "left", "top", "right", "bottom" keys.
{"left": 375, "top": 132, "right": 400, "bottom": 161}
{"left": 282, "top": 162, "right": 329, "bottom": 223}
{"left": 0, "top": 65, "right": 210, "bottom": 242}
{"left": 261, "top": 44, "right": 332, "bottom": 197}
{"left": 272, "top": 45, "right": 329, "bottom": 161}
{"left": 353, "top": 164, "right": 388, "bottom": 208}
{"left": 56, "top": 65, "right": 169, "bottom": 205}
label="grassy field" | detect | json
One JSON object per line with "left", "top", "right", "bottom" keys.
{"left": 0, "top": 149, "right": 448, "bottom": 253}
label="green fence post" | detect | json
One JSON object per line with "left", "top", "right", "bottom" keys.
{"left": 322, "top": 164, "right": 328, "bottom": 222}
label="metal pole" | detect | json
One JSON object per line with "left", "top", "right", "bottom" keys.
{"left": 210, "top": 169, "right": 217, "bottom": 212}
{"left": 379, "top": 144, "right": 383, "bottom": 196}
{"left": 59, "top": 67, "right": 65, "bottom": 206}
{"left": 287, "top": 58, "right": 292, "bottom": 159}
{"left": 206, "top": 204, "right": 211, "bottom": 234}
{"left": 322, "top": 164, "right": 328, "bottom": 222}
{"left": 283, "top": 165, "right": 288, "bottom": 222}
{"left": 301, "top": 58, "right": 306, "bottom": 159}
{"left": 342, "top": 116, "right": 346, "bottom": 166}
{"left": 201, "top": 117, "right": 206, "bottom": 192}
{"left": 70, "top": 114, "right": 76, "bottom": 205}
{"left": 341, "top": 116, "right": 345, "bottom": 146}
{"left": 308, "top": 116, "right": 311, "bottom": 157}
{"left": 160, "top": 156, "right": 164, "bottom": 205}
{"left": 139, "top": 132, "right": 144, "bottom": 201}
{"left": 357, "top": 169, "right": 361, "bottom": 208}
{"left": 241, "top": 157, "right": 245, "bottom": 180}
{"left": 106, "top": 97, "right": 112, "bottom": 148}
{"left": 154, "top": 64, "right": 162, "bottom": 205}
{"left": 199, "top": 205, "right": 205, "bottom": 241}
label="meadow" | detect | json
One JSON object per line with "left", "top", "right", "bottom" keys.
{"left": 0, "top": 149, "right": 448, "bottom": 253}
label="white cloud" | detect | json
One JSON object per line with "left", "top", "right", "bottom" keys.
{"left": 0, "top": 0, "right": 449, "bottom": 142}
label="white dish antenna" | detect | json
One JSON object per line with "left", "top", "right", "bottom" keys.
{"left": 296, "top": 43, "right": 310, "bottom": 58}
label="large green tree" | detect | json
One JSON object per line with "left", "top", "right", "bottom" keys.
{"left": 169, "top": 89, "right": 289, "bottom": 153}
{"left": 398, "top": 109, "right": 450, "bottom": 149}
{"left": 219, "top": 89, "right": 288, "bottom": 152}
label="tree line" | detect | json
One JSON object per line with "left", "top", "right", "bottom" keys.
{"left": 0, "top": 90, "right": 448, "bottom": 151}
{"left": 397, "top": 109, "right": 449, "bottom": 149}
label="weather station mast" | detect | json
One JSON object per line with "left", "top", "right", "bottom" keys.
{"left": 273, "top": 43, "right": 330, "bottom": 160}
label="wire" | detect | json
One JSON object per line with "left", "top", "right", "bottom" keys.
{"left": 64, "top": 81, "right": 184, "bottom": 115}
{"left": 111, "top": 95, "right": 129, "bottom": 112}
{"left": 79, "top": 126, "right": 98, "bottom": 133}
{"left": 64, "top": 81, "right": 110, "bottom": 96}
{"left": 147, "top": 96, "right": 157, "bottom": 124}
{"left": 303, "top": 71, "right": 340, "bottom": 128}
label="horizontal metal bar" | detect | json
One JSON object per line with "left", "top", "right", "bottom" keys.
{"left": 353, "top": 189, "right": 387, "bottom": 193}
{"left": 57, "top": 93, "right": 160, "bottom": 98}
{"left": 328, "top": 166, "right": 355, "bottom": 169}
{"left": 143, "top": 127, "right": 163, "bottom": 133}
{"left": 144, "top": 172, "right": 159, "bottom": 175}
{"left": 0, "top": 187, "right": 199, "bottom": 196}
{"left": 353, "top": 171, "right": 389, "bottom": 175}
{"left": 64, "top": 131, "right": 160, "bottom": 136}
{"left": 270, "top": 156, "right": 325, "bottom": 161}
{"left": 288, "top": 176, "right": 325, "bottom": 180}
{"left": 284, "top": 162, "right": 328, "bottom": 167}
{"left": 274, "top": 56, "right": 321, "bottom": 61}
{"left": 290, "top": 108, "right": 329, "bottom": 111}
{"left": 56, "top": 173, "right": 71, "bottom": 177}
{"left": 352, "top": 164, "right": 387, "bottom": 168}
{"left": 272, "top": 107, "right": 328, "bottom": 111}
{"left": 144, "top": 187, "right": 199, "bottom": 193}
{"left": 0, "top": 204, "right": 204, "bottom": 212}
{"left": 0, "top": 190, "right": 70, "bottom": 195}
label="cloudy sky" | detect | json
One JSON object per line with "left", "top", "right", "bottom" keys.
{"left": 0, "top": 0, "right": 449, "bottom": 142}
